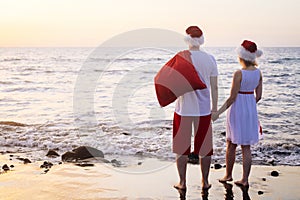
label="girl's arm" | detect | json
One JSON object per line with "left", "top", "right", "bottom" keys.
{"left": 212, "top": 70, "right": 242, "bottom": 121}
{"left": 255, "top": 71, "right": 263, "bottom": 103}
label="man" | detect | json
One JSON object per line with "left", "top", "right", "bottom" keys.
{"left": 173, "top": 26, "right": 218, "bottom": 191}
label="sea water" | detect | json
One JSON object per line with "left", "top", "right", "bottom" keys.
{"left": 0, "top": 47, "right": 299, "bottom": 165}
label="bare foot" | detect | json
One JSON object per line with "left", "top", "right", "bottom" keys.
{"left": 174, "top": 184, "right": 186, "bottom": 191}
{"left": 234, "top": 180, "right": 249, "bottom": 187}
{"left": 219, "top": 176, "right": 233, "bottom": 183}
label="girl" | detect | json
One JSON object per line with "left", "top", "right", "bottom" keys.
{"left": 212, "top": 40, "right": 263, "bottom": 187}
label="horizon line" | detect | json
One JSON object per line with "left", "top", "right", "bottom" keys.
{"left": 1, "top": 46, "right": 299, "bottom": 48}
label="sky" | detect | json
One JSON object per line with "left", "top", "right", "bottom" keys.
{"left": 0, "top": 0, "right": 299, "bottom": 47}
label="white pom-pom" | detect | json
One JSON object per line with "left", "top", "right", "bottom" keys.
{"left": 255, "top": 49, "right": 263, "bottom": 57}
{"left": 236, "top": 46, "right": 256, "bottom": 62}
{"left": 184, "top": 34, "right": 204, "bottom": 47}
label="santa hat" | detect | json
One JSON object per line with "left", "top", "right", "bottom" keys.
{"left": 236, "top": 40, "right": 263, "bottom": 62}
{"left": 184, "top": 26, "right": 204, "bottom": 46}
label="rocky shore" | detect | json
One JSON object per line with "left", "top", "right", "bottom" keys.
{"left": 1, "top": 146, "right": 299, "bottom": 199}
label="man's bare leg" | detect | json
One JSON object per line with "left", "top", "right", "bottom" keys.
{"left": 201, "top": 156, "right": 211, "bottom": 189}
{"left": 174, "top": 154, "right": 188, "bottom": 190}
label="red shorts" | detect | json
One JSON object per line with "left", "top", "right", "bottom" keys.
{"left": 173, "top": 112, "right": 213, "bottom": 156}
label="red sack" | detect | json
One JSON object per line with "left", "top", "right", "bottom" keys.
{"left": 154, "top": 50, "right": 207, "bottom": 107}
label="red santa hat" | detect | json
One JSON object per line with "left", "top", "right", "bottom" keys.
{"left": 184, "top": 26, "right": 204, "bottom": 46}
{"left": 236, "top": 40, "right": 263, "bottom": 62}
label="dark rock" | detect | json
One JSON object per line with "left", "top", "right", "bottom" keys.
{"left": 188, "top": 153, "right": 199, "bottom": 164}
{"left": 258, "top": 191, "right": 264, "bottom": 195}
{"left": 46, "top": 161, "right": 53, "bottom": 167}
{"left": 23, "top": 158, "right": 31, "bottom": 164}
{"left": 58, "top": 162, "right": 62, "bottom": 165}
{"left": 220, "top": 131, "right": 226, "bottom": 136}
{"left": 9, "top": 155, "right": 14, "bottom": 157}
{"left": 122, "top": 132, "right": 131, "bottom": 136}
{"left": 135, "top": 151, "right": 143, "bottom": 156}
{"left": 61, "top": 152, "right": 76, "bottom": 162}
{"left": 75, "top": 163, "right": 95, "bottom": 167}
{"left": 138, "top": 162, "right": 142, "bottom": 165}
{"left": 44, "top": 169, "right": 49, "bottom": 173}
{"left": 0, "top": 121, "right": 26, "bottom": 127}
{"left": 40, "top": 161, "right": 53, "bottom": 169}
{"left": 16, "top": 157, "right": 32, "bottom": 164}
{"left": 9, "top": 158, "right": 12, "bottom": 161}
{"left": 111, "top": 159, "right": 118, "bottom": 163}
{"left": 271, "top": 170, "right": 279, "bottom": 177}
{"left": 62, "top": 146, "right": 104, "bottom": 162}
{"left": 262, "top": 178, "right": 266, "bottom": 181}
{"left": 223, "top": 165, "right": 226, "bottom": 168}
{"left": 46, "top": 150, "right": 60, "bottom": 157}
{"left": 214, "top": 163, "right": 222, "bottom": 169}
{"left": 10, "top": 165, "right": 14, "bottom": 168}
{"left": 2, "top": 164, "right": 10, "bottom": 171}
{"left": 111, "top": 159, "right": 121, "bottom": 167}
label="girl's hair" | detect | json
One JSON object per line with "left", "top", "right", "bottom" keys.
{"left": 239, "top": 57, "right": 257, "bottom": 67}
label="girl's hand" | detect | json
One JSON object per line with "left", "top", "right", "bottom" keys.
{"left": 211, "top": 112, "right": 219, "bottom": 122}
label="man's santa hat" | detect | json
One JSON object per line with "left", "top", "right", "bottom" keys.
{"left": 184, "top": 26, "right": 204, "bottom": 46}
{"left": 236, "top": 40, "right": 263, "bottom": 62}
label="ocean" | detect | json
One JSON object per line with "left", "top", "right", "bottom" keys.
{"left": 0, "top": 47, "right": 299, "bottom": 166}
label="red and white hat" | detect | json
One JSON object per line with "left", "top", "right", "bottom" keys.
{"left": 236, "top": 40, "right": 263, "bottom": 62}
{"left": 184, "top": 26, "right": 204, "bottom": 46}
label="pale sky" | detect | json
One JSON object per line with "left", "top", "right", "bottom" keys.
{"left": 0, "top": 0, "right": 299, "bottom": 47}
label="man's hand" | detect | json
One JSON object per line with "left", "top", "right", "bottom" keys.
{"left": 211, "top": 111, "right": 219, "bottom": 122}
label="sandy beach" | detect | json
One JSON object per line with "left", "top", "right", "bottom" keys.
{"left": 0, "top": 153, "right": 299, "bottom": 200}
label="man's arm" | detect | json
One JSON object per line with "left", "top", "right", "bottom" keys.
{"left": 210, "top": 76, "right": 218, "bottom": 112}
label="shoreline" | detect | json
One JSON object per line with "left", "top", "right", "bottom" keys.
{"left": 1, "top": 153, "right": 300, "bottom": 200}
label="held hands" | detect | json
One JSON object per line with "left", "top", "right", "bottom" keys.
{"left": 211, "top": 111, "right": 219, "bottom": 122}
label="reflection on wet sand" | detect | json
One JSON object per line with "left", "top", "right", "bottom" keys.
{"left": 174, "top": 186, "right": 211, "bottom": 200}
{"left": 221, "top": 181, "right": 251, "bottom": 200}
{"left": 174, "top": 187, "right": 186, "bottom": 200}
{"left": 221, "top": 182, "right": 234, "bottom": 200}
{"left": 201, "top": 187, "right": 210, "bottom": 200}
{"left": 236, "top": 184, "right": 251, "bottom": 200}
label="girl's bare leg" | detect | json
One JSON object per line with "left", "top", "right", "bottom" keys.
{"left": 235, "top": 145, "right": 251, "bottom": 187}
{"left": 219, "top": 140, "right": 237, "bottom": 182}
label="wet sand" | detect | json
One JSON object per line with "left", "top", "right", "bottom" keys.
{"left": 0, "top": 154, "right": 299, "bottom": 200}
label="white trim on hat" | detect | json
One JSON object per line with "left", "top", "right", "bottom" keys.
{"left": 184, "top": 34, "right": 204, "bottom": 46}
{"left": 236, "top": 46, "right": 263, "bottom": 62}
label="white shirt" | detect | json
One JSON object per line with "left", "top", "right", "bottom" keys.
{"left": 175, "top": 50, "right": 218, "bottom": 116}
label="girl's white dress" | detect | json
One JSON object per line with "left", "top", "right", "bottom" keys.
{"left": 226, "top": 69, "right": 261, "bottom": 145}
